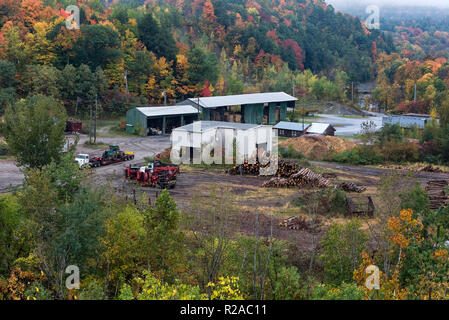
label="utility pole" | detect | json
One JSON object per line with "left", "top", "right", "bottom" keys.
{"left": 414, "top": 83, "right": 417, "bottom": 102}
{"left": 89, "top": 103, "right": 92, "bottom": 143}
{"left": 302, "top": 106, "right": 305, "bottom": 132}
{"left": 94, "top": 94, "right": 98, "bottom": 144}
{"left": 124, "top": 70, "right": 128, "bottom": 94}
{"left": 198, "top": 96, "right": 200, "bottom": 120}
{"left": 292, "top": 80, "right": 296, "bottom": 122}
{"left": 351, "top": 82, "right": 354, "bottom": 103}
{"left": 162, "top": 90, "right": 167, "bottom": 106}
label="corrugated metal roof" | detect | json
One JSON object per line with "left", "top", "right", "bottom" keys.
{"left": 273, "top": 121, "right": 308, "bottom": 131}
{"left": 306, "top": 123, "right": 333, "bottom": 134}
{"left": 188, "top": 92, "right": 298, "bottom": 109}
{"left": 173, "top": 121, "right": 262, "bottom": 133}
{"left": 137, "top": 105, "right": 199, "bottom": 117}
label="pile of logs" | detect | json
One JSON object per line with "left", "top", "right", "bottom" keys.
{"left": 420, "top": 165, "right": 444, "bottom": 173}
{"left": 426, "top": 180, "right": 449, "bottom": 210}
{"left": 337, "top": 182, "right": 367, "bottom": 193}
{"left": 279, "top": 216, "right": 322, "bottom": 233}
{"left": 276, "top": 160, "right": 301, "bottom": 177}
{"left": 227, "top": 160, "right": 261, "bottom": 175}
{"left": 262, "top": 167, "right": 333, "bottom": 189}
{"left": 227, "top": 159, "right": 300, "bottom": 177}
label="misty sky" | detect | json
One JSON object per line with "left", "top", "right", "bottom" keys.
{"left": 326, "top": 0, "right": 449, "bottom": 9}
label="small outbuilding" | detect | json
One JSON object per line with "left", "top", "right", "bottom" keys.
{"left": 382, "top": 113, "right": 438, "bottom": 129}
{"left": 126, "top": 105, "right": 200, "bottom": 135}
{"left": 273, "top": 121, "right": 308, "bottom": 137}
{"left": 305, "top": 123, "right": 336, "bottom": 136}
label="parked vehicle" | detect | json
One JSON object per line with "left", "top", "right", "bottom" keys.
{"left": 75, "top": 145, "right": 134, "bottom": 169}
{"left": 65, "top": 119, "right": 83, "bottom": 134}
{"left": 124, "top": 160, "right": 179, "bottom": 189}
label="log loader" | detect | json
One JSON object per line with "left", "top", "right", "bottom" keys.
{"left": 124, "top": 160, "right": 179, "bottom": 189}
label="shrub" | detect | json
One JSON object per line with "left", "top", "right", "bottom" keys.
{"left": 309, "top": 282, "right": 364, "bottom": 300}
{"left": 381, "top": 142, "right": 419, "bottom": 163}
{"left": 332, "top": 145, "right": 383, "bottom": 165}
{"left": 0, "top": 142, "right": 9, "bottom": 156}
{"left": 329, "top": 189, "right": 347, "bottom": 216}
{"left": 272, "top": 266, "right": 302, "bottom": 300}
{"left": 279, "top": 144, "right": 304, "bottom": 159}
{"left": 320, "top": 219, "right": 368, "bottom": 284}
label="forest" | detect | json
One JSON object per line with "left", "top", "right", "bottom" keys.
{"left": 3, "top": 0, "right": 449, "bottom": 302}
{"left": 0, "top": 0, "right": 393, "bottom": 118}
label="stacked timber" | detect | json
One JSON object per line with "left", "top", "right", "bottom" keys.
{"left": 426, "top": 180, "right": 449, "bottom": 210}
{"left": 338, "top": 182, "right": 367, "bottom": 193}
{"left": 279, "top": 216, "right": 322, "bottom": 233}
{"left": 420, "top": 165, "right": 444, "bottom": 173}
{"left": 227, "top": 159, "right": 300, "bottom": 177}
{"left": 262, "top": 168, "right": 333, "bottom": 189}
{"left": 276, "top": 160, "right": 301, "bottom": 177}
{"left": 227, "top": 160, "right": 261, "bottom": 175}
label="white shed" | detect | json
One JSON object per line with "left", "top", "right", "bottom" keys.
{"left": 171, "top": 121, "right": 274, "bottom": 165}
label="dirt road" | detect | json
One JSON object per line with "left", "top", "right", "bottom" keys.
{"left": 0, "top": 134, "right": 171, "bottom": 192}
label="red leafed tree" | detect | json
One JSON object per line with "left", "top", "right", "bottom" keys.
{"left": 203, "top": 0, "right": 216, "bottom": 22}
{"left": 396, "top": 100, "right": 431, "bottom": 114}
{"left": 266, "top": 29, "right": 278, "bottom": 42}
{"left": 0, "top": 0, "right": 20, "bottom": 26}
{"left": 282, "top": 39, "right": 304, "bottom": 70}
{"left": 21, "top": 0, "right": 44, "bottom": 29}
{"left": 200, "top": 80, "right": 212, "bottom": 97}
{"left": 254, "top": 49, "right": 266, "bottom": 68}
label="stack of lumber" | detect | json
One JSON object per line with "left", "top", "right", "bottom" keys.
{"left": 337, "top": 182, "right": 367, "bottom": 193}
{"left": 426, "top": 180, "right": 449, "bottom": 210}
{"left": 262, "top": 168, "right": 333, "bottom": 189}
{"left": 279, "top": 216, "right": 322, "bottom": 233}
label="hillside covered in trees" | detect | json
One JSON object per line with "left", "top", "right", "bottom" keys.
{"left": 0, "top": 0, "right": 393, "bottom": 117}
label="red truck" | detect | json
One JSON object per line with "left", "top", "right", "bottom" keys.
{"left": 66, "top": 119, "right": 83, "bottom": 134}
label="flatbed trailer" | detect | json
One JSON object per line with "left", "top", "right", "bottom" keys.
{"left": 75, "top": 146, "right": 135, "bottom": 169}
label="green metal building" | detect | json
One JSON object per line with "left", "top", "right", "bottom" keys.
{"left": 126, "top": 105, "right": 200, "bottom": 135}
{"left": 179, "top": 92, "right": 297, "bottom": 125}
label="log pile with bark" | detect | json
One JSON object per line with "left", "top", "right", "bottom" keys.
{"left": 426, "top": 180, "right": 449, "bottom": 210}
{"left": 279, "top": 216, "right": 322, "bottom": 233}
{"left": 263, "top": 168, "right": 333, "bottom": 189}
{"left": 337, "top": 182, "right": 367, "bottom": 193}
{"left": 227, "top": 159, "right": 300, "bottom": 177}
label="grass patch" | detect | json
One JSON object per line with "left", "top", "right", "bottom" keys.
{"left": 83, "top": 141, "right": 109, "bottom": 149}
